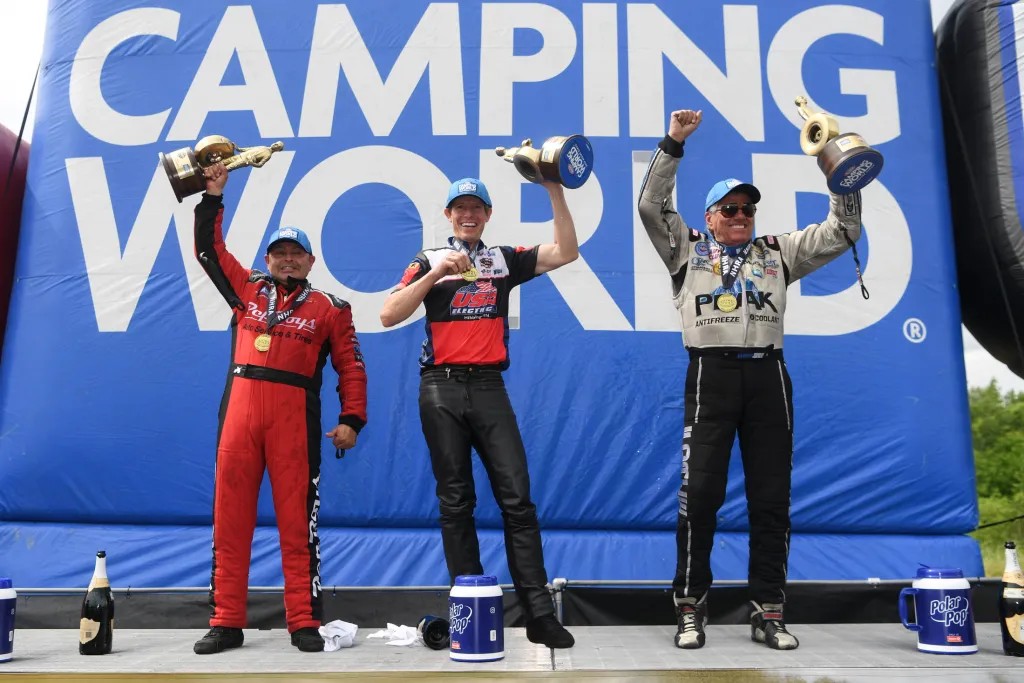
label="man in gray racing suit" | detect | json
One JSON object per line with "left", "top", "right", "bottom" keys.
{"left": 638, "top": 109, "right": 863, "bottom": 651}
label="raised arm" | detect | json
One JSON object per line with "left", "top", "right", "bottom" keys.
{"left": 638, "top": 110, "right": 702, "bottom": 286}
{"left": 534, "top": 182, "right": 579, "bottom": 275}
{"left": 193, "top": 161, "right": 249, "bottom": 308}
{"left": 777, "top": 191, "right": 864, "bottom": 283}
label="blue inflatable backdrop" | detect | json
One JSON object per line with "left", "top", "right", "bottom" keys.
{"left": 0, "top": 0, "right": 980, "bottom": 587}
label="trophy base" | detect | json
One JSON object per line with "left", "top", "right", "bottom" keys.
{"left": 160, "top": 147, "right": 206, "bottom": 203}
{"left": 539, "top": 135, "right": 593, "bottom": 189}
{"left": 819, "top": 134, "right": 884, "bottom": 195}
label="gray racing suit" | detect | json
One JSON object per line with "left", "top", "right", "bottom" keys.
{"left": 638, "top": 135, "right": 863, "bottom": 604}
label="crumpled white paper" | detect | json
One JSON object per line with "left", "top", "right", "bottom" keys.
{"left": 318, "top": 619, "right": 358, "bottom": 651}
{"left": 366, "top": 622, "right": 421, "bottom": 647}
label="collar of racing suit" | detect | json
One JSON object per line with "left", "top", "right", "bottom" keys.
{"left": 710, "top": 237, "right": 751, "bottom": 254}
{"left": 448, "top": 236, "right": 488, "bottom": 254}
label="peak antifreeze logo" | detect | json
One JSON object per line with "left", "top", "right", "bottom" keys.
{"left": 695, "top": 291, "right": 777, "bottom": 315}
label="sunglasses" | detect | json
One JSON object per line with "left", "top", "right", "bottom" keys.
{"left": 714, "top": 203, "right": 757, "bottom": 218}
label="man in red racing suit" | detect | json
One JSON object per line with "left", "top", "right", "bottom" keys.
{"left": 191, "top": 162, "right": 367, "bottom": 654}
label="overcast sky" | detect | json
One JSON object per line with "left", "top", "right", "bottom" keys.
{"left": 0, "top": 1, "right": 1020, "bottom": 393}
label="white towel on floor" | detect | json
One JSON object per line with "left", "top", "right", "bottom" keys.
{"left": 366, "top": 622, "right": 420, "bottom": 647}
{"left": 318, "top": 619, "right": 358, "bottom": 651}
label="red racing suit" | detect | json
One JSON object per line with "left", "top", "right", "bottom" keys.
{"left": 194, "top": 192, "right": 367, "bottom": 632}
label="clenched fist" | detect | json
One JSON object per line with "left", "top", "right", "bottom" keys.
{"left": 668, "top": 109, "right": 703, "bottom": 143}
{"left": 204, "top": 161, "right": 228, "bottom": 196}
{"left": 431, "top": 250, "right": 471, "bottom": 278}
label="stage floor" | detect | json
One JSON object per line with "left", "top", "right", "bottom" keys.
{"left": 2, "top": 624, "right": 1020, "bottom": 682}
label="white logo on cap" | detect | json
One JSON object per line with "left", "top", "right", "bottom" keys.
{"left": 280, "top": 228, "right": 298, "bottom": 239}
{"left": 726, "top": 180, "right": 739, "bottom": 189}
{"left": 458, "top": 181, "right": 477, "bottom": 193}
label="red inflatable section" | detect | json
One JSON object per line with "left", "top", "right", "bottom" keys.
{"left": 0, "top": 123, "right": 29, "bottom": 355}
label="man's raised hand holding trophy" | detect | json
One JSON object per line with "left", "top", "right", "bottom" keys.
{"left": 159, "top": 135, "right": 284, "bottom": 202}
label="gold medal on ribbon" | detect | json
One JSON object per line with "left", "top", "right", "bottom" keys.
{"left": 254, "top": 333, "right": 272, "bottom": 352}
{"left": 717, "top": 293, "right": 738, "bottom": 312}
{"left": 461, "top": 267, "right": 479, "bottom": 282}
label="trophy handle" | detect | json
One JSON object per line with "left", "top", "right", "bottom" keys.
{"left": 194, "top": 135, "right": 238, "bottom": 166}
{"left": 794, "top": 96, "right": 839, "bottom": 156}
{"left": 495, "top": 139, "right": 543, "bottom": 183}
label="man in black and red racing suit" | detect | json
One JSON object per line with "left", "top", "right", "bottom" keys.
{"left": 191, "top": 162, "right": 367, "bottom": 655}
{"left": 379, "top": 176, "right": 579, "bottom": 649}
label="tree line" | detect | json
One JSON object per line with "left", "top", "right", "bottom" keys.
{"left": 969, "top": 381, "right": 1024, "bottom": 575}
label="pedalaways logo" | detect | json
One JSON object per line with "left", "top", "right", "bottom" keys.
{"left": 245, "top": 301, "right": 317, "bottom": 332}
{"left": 451, "top": 281, "right": 497, "bottom": 318}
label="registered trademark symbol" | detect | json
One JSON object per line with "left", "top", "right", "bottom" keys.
{"left": 903, "top": 318, "right": 927, "bottom": 343}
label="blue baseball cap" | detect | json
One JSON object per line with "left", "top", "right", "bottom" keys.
{"left": 266, "top": 227, "right": 312, "bottom": 255}
{"left": 705, "top": 178, "right": 761, "bottom": 211}
{"left": 446, "top": 177, "right": 492, "bottom": 208}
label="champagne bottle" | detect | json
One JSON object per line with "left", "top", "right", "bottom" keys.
{"left": 79, "top": 551, "right": 114, "bottom": 655}
{"left": 1000, "top": 541, "right": 1024, "bottom": 657}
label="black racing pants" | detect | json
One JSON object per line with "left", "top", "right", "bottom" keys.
{"left": 673, "top": 348, "right": 794, "bottom": 605}
{"left": 419, "top": 366, "right": 553, "bottom": 620}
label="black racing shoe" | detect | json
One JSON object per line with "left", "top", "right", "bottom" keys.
{"left": 193, "top": 626, "right": 244, "bottom": 654}
{"left": 290, "top": 627, "right": 325, "bottom": 652}
{"left": 526, "top": 614, "right": 575, "bottom": 648}
{"left": 750, "top": 601, "right": 799, "bottom": 650}
{"left": 673, "top": 595, "right": 708, "bottom": 649}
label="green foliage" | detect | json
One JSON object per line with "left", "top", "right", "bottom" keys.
{"left": 968, "top": 381, "right": 1024, "bottom": 576}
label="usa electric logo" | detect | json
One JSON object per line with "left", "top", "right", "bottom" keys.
{"left": 451, "top": 281, "right": 498, "bottom": 318}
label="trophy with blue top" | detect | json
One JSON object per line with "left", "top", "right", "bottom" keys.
{"left": 795, "top": 96, "right": 882, "bottom": 194}
{"left": 495, "top": 135, "right": 594, "bottom": 189}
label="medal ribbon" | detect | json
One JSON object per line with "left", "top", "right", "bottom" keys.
{"left": 261, "top": 278, "right": 312, "bottom": 332}
{"left": 716, "top": 241, "right": 752, "bottom": 290}
{"left": 448, "top": 236, "right": 483, "bottom": 267}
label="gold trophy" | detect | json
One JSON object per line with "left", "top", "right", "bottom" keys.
{"left": 795, "top": 96, "right": 883, "bottom": 195}
{"left": 159, "top": 136, "right": 284, "bottom": 202}
{"left": 495, "top": 135, "right": 594, "bottom": 189}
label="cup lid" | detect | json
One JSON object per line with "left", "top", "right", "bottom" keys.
{"left": 0, "top": 578, "right": 11, "bottom": 589}
{"left": 916, "top": 566, "right": 964, "bottom": 579}
{"left": 454, "top": 574, "right": 498, "bottom": 586}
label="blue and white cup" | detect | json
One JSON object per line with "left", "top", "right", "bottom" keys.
{"left": 449, "top": 575, "right": 504, "bottom": 662}
{"left": 0, "top": 578, "right": 15, "bottom": 662}
{"left": 899, "top": 566, "right": 977, "bottom": 654}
